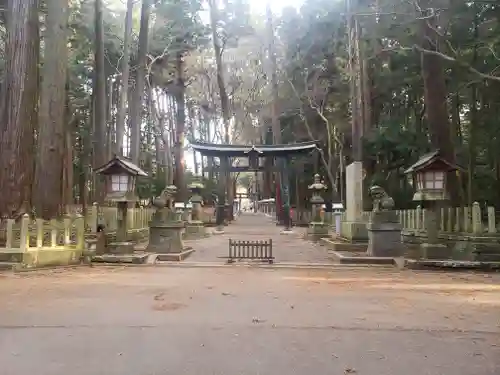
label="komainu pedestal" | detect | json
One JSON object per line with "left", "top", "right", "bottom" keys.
{"left": 147, "top": 187, "right": 192, "bottom": 259}
{"left": 366, "top": 186, "right": 403, "bottom": 257}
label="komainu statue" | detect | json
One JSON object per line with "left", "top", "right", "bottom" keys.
{"left": 369, "top": 185, "right": 394, "bottom": 212}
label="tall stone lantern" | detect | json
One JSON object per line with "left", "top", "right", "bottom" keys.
{"left": 404, "top": 150, "right": 462, "bottom": 259}
{"left": 307, "top": 174, "right": 329, "bottom": 240}
{"left": 95, "top": 155, "right": 148, "bottom": 254}
{"left": 185, "top": 179, "right": 208, "bottom": 239}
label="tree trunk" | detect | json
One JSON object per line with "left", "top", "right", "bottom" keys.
{"left": 0, "top": 0, "right": 39, "bottom": 218}
{"left": 34, "top": 0, "right": 69, "bottom": 219}
{"left": 115, "top": 0, "right": 134, "bottom": 156}
{"left": 420, "top": 9, "right": 459, "bottom": 204}
{"left": 92, "top": 0, "right": 107, "bottom": 203}
{"left": 129, "top": 0, "right": 151, "bottom": 164}
{"left": 208, "top": 0, "right": 231, "bottom": 143}
{"left": 173, "top": 53, "right": 187, "bottom": 201}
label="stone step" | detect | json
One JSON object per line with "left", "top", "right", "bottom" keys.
{"left": 0, "top": 262, "right": 17, "bottom": 271}
{"left": 92, "top": 253, "right": 150, "bottom": 264}
{"left": 475, "top": 253, "right": 500, "bottom": 262}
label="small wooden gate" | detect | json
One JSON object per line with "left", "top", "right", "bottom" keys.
{"left": 226, "top": 239, "right": 273, "bottom": 263}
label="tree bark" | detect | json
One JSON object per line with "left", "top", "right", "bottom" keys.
{"left": 92, "top": 0, "right": 107, "bottom": 203}
{"left": 129, "top": 0, "right": 151, "bottom": 164}
{"left": 0, "top": 0, "right": 39, "bottom": 218}
{"left": 420, "top": 8, "right": 459, "bottom": 204}
{"left": 173, "top": 53, "right": 187, "bottom": 201}
{"left": 115, "top": 0, "right": 134, "bottom": 156}
{"left": 34, "top": 0, "right": 69, "bottom": 219}
{"left": 208, "top": 0, "right": 231, "bottom": 143}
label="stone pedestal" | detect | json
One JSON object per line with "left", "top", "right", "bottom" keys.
{"left": 340, "top": 221, "right": 368, "bottom": 242}
{"left": 185, "top": 221, "right": 207, "bottom": 239}
{"left": 421, "top": 243, "right": 448, "bottom": 259}
{"left": 147, "top": 190, "right": 193, "bottom": 259}
{"left": 108, "top": 241, "right": 135, "bottom": 254}
{"left": 420, "top": 206, "right": 449, "bottom": 259}
{"left": 307, "top": 222, "right": 329, "bottom": 241}
{"left": 342, "top": 162, "right": 367, "bottom": 241}
{"left": 367, "top": 211, "right": 403, "bottom": 257}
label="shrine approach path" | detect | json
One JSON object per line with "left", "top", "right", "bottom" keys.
{"left": 185, "top": 212, "right": 332, "bottom": 264}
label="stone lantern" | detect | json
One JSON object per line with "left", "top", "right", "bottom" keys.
{"left": 404, "top": 150, "right": 462, "bottom": 259}
{"left": 185, "top": 178, "right": 208, "bottom": 239}
{"left": 307, "top": 174, "right": 329, "bottom": 240}
{"left": 95, "top": 155, "right": 147, "bottom": 254}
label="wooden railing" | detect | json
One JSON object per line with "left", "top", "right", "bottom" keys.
{"left": 67, "top": 204, "right": 155, "bottom": 233}
{"left": 226, "top": 239, "right": 273, "bottom": 263}
{"left": 337, "top": 203, "right": 499, "bottom": 236}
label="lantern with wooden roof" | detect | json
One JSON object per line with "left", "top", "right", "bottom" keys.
{"left": 95, "top": 155, "right": 148, "bottom": 203}
{"left": 404, "top": 150, "right": 462, "bottom": 202}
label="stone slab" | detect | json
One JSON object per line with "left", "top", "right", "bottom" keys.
{"left": 92, "top": 253, "right": 150, "bottom": 264}
{"left": 345, "top": 161, "right": 363, "bottom": 221}
{"left": 405, "top": 259, "right": 500, "bottom": 271}
{"left": 156, "top": 248, "right": 195, "bottom": 262}
{"left": 328, "top": 250, "right": 397, "bottom": 266}
{"left": 421, "top": 243, "right": 449, "bottom": 260}
{"left": 320, "top": 238, "right": 368, "bottom": 252}
{"left": 0, "top": 262, "right": 15, "bottom": 271}
{"left": 107, "top": 241, "right": 135, "bottom": 255}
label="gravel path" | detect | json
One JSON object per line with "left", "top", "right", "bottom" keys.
{"left": 1, "top": 266, "right": 499, "bottom": 374}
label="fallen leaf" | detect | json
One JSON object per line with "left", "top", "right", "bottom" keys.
{"left": 252, "top": 317, "right": 266, "bottom": 323}
{"left": 153, "top": 293, "right": 165, "bottom": 301}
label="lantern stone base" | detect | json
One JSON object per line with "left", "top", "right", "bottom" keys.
{"left": 108, "top": 241, "right": 135, "bottom": 255}
{"left": 147, "top": 222, "right": 187, "bottom": 254}
{"left": 213, "top": 224, "right": 225, "bottom": 235}
{"left": 420, "top": 243, "right": 449, "bottom": 260}
{"left": 156, "top": 248, "right": 195, "bottom": 261}
{"left": 307, "top": 222, "right": 329, "bottom": 241}
{"left": 367, "top": 221, "right": 403, "bottom": 257}
{"left": 147, "top": 225, "right": 174, "bottom": 253}
{"left": 340, "top": 221, "right": 368, "bottom": 242}
{"left": 184, "top": 221, "right": 208, "bottom": 239}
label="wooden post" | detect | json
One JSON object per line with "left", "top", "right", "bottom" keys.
{"left": 454, "top": 207, "right": 460, "bottom": 232}
{"left": 50, "top": 219, "right": 58, "bottom": 247}
{"left": 36, "top": 219, "right": 43, "bottom": 248}
{"left": 76, "top": 214, "right": 85, "bottom": 250}
{"left": 487, "top": 206, "right": 496, "bottom": 234}
{"left": 64, "top": 215, "right": 71, "bottom": 246}
{"left": 472, "top": 202, "right": 482, "bottom": 234}
{"left": 20, "top": 214, "right": 30, "bottom": 252}
{"left": 416, "top": 205, "right": 422, "bottom": 230}
{"left": 6, "top": 219, "right": 13, "bottom": 249}
{"left": 91, "top": 202, "right": 98, "bottom": 232}
{"left": 464, "top": 206, "right": 470, "bottom": 233}
{"left": 446, "top": 207, "right": 453, "bottom": 232}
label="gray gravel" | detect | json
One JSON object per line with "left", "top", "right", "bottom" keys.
{"left": 1, "top": 266, "right": 499, "bottom": 375}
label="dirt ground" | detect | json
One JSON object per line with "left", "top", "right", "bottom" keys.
{"left": 1, "top": 266, "right": 499, "bottom": 375}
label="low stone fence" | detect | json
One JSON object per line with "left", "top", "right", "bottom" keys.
{"left": 0, "top": 214, "right": 85, "bottom": 268}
